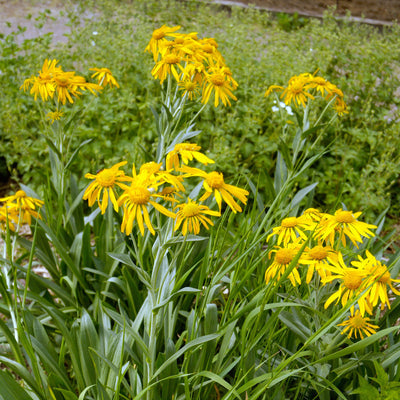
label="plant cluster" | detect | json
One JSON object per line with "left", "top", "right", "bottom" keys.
{"left": 0, "top": 7, "right": 400, "bottom": 400}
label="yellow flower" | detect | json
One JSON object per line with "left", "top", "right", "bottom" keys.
{"left": 316, "top": 209, "right": 376, "bottom": 248}
{"left": 174, "top": 198, "right": 220, "bottom": 235}
{"left": 306, "top": 76, "right": 337, "bottom": 97}
{"left": 266, "top": 216, "right": 314, "bottom": 246}
{"left": 337, "top": 309, "right": 379, "bottom": 339}
{"left": 299, "top": 244, "right": 338, "bottom": 284}
{"left": 53, "top": 72, "right": 102, "bottom": 105}
{"left": 139, "top": 161, "right": 185, "bottom": 192}
{"left": 202, "top": 67, "right": 237, "bottom": 107}
{"left": 352, "top": 251, "right": 400, "bottom": 310}
{"left": 333, "top": 97, "right": 349, "bottom": 116}
{"left": 46, "top": 110, "right": 65, "bottom": 124}
{"left": 0, "top": 205, "right": 18, "bottom": 231}
{"left": 166, "top": 143, "right": 214, "bottom": 171}
{"left": 301, "top": 208, "right": 324, "bottom": 223}
{"left": 0, "top": 190, "right": 44, "bottom": 210}
{"left": 179, "top": 166, "right": 249, "bottom": 213}
{"left": 151, "top": 52, "right": 185, "bottom": 84}
{"left": 280, "top": 75, "right": 314, "bottom": 108}
{"left": 0, "top": 190, "right": 44, "bottom": 227}
{"left": 117, "top": 172, "right": 176, "bottom": 236}
{"left": 145, "top": 25, "right": 181, "bottom": 61}
{"left": 322, "top": 252, "right": 372, "bottom": 316}
{"left": 265, "top": 240, "right": 304, "bottom": 287}
{"left": 83, "top": 161, "right": 130, "bottom": 214}
{"left": 90, "top": 67, "right": 120, "bottom": 88}
{"left": 178, "top": 79, "right": 200, "bottom": 100}
{"left": 21, "top": 59, "right": 62, "bottom": 101}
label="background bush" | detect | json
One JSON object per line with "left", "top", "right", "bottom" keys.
{"left": 1, "top": 0, "right": 400, "bottom": 220}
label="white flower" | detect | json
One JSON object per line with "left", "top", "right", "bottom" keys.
{"left": 92, "top": 31, "right": 99, "bottom": 35}
{"left": 286, "top": 106, "right": 294, "bottom": 115}
{"left": 272, "top": 106, "right": 279, "bottom": 112}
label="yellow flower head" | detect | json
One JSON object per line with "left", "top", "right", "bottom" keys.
{"left": 322, "top": 252, "right": 372, "bottom": 316}
{"left": 265, "top": 239, "right": 304, "bottom": 287}
{"left": 83, "top": 161, "right": 130, "bottom": 214}
{"left": 145, "top": 25, "right": 181, "bottom": 61}
{"left": 337, "top": 309, "right": 379, "bottom": 339}
{"left": 20, "top": 59, "right": 62, "bottom": 101}
{"left": 352, "top": 251, "right": 400, "bottom": 310}
{"left": 90, "top": 67, "right": 120, "bottom": 88}
{"left": 179, "top": 166, "right": 249, "bottom": 213}
{"left": 46, "top": 110, "right": 65, "bottom": 124}
{"left": 0, "top": 190, "right": 44, "bottom": 227}
{"left": 166, "top": 143, "right": 214, "bottom": 171}
{"left": 202, "top": 65, "right": 237, "bottom": 107}
{"left": 174, "top": 198, "right": 220, "bottom": 235}
{"left": 280, "top": 74, "right": 314, "bottom": 108}
{"left": 316, "top": 209, "right": 377, "bottom": 248}
{"left": 117, "top": 172, "right": 176, "bottom": 236}
{"left": 333, "top": 97, "right": 349, "bottom": 116}
{"left": 151, "top": 51, "right": 185, "bottom": 84}
{"left": 267, "top": 216, "right": 314, "bottom": 246}
{"left": 299, "top": 244, "right": 338, "bottom": 284}
{"left": 178, "top": 79, "right": 201, "bottom": 100}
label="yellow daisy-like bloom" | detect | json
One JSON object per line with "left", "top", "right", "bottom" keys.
{"left": 333, "top": 98, "right": 349, "bottom": 116}
{"left": 179, "top": 166, "right": 249, "bottom": 213}
{"left": 174, "top": 198, "right": 220, "bottom": 235}
{"left": 46, "top": 110, "right": 65, "bottom": 124}
{"left": 178, "top": 79, "right": 200, "bottom": 100}
{"left": 0, "top": 190, "right": 44, "bottom": 210}
{"left": 316, "top": 209, "right": 377, "bottom": 248}
{"left": 0, "top": 206, "right": 18, "bottom": 231}
{"left": 90, "top": 67, "right": 120, "bottom": 88}
{"left": 301, "top": 208, "right": 324, "bottom": 223}
{"left": 337, "top": 309, "right": 379, "bottom": 339}
{"left": 83, "top": 161, "right": 130, "bottom": 214}
{"left": 139, "top": 161, "right": 185, "bottom": 193}
{"left": 306, "top": 76, "right": 337, "bottom": 97}
{"left": 265, "top": 240, "right": 304, "bottom": 287}
{"left": 166, "top": 143, "right": 214, "bottom": 171}
{"left": 145, "top": 25, "right": 181, "bottom": 61}
{"left": 0, "top": 190, "right": 44, "bottom": 227}
{"left": 21, "top": 59, "right": 62, "bottom": 101}
{"left": 54, "top": 72, "right": 102, "bottom": 105}
{"left": 202, "top": 67, "right": 237, "bottom": 107}
{"left": 266, "top": 216, "right": 314, "bottom": 246}
{"left": 280, "top": 75, "right": 314, "bottom": 108}
{"left": 322, "top": 252, "right": 372, "bottom": 316}
{"left": 117, "top": 173, "right": 176, "bottom": 236}
{"left": 299, "top": 244, "right": 338, "bottom": 284}
{"left": 151, "top": 52, "right": 185, "bottom": 84}
{"left": 352, "top": 251, "right": 400, "bottom": 310}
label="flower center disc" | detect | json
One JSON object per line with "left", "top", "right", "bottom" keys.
{"left": 96, "top": 169, "right": 116, "bottom": 187}
{"left": 129, "top": 186, "right": 150, "bottom": 205}
{"left": 309, "top": 245, "right": 328, "bottom": 260}
{"left": 152, "top": 29, "right": 165, "bottom": 40}
{"left": 206, "top": 172, "right": 224, "bottom": 189}
{"left": 210, "top": 73, "right": 225, "bottom": 86}
{"left": 335, "top": 211, "right": 355, "bottom": 223}
{"left": 164, "top": 54, "right": 180, "bottom": 64}
{"left": 281, "top": 217, "right": 298, "bottom": 228}
{"left": 351, "top": 315, "right": 366, "bottom": 328}
{"left": 182, "top": 202, "right": 200, "bottom": 217}
{"left": 15, "top": 190, "right": 27, "bottom": 198}
{"left": 275, "top": 248, "right": 294, "bottom": 265}
{"left": 374, "top": 266, "right": 391, "bottom": 284}
{"left": 343, "top": 270, "right": 362, "bottom": 290}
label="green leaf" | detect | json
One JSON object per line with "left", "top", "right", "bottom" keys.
{"left": 0, "top": 369, "right": 35, "bottom": 400}
{"left": 65, "top": 138, "right": 93, "bottom": 170}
